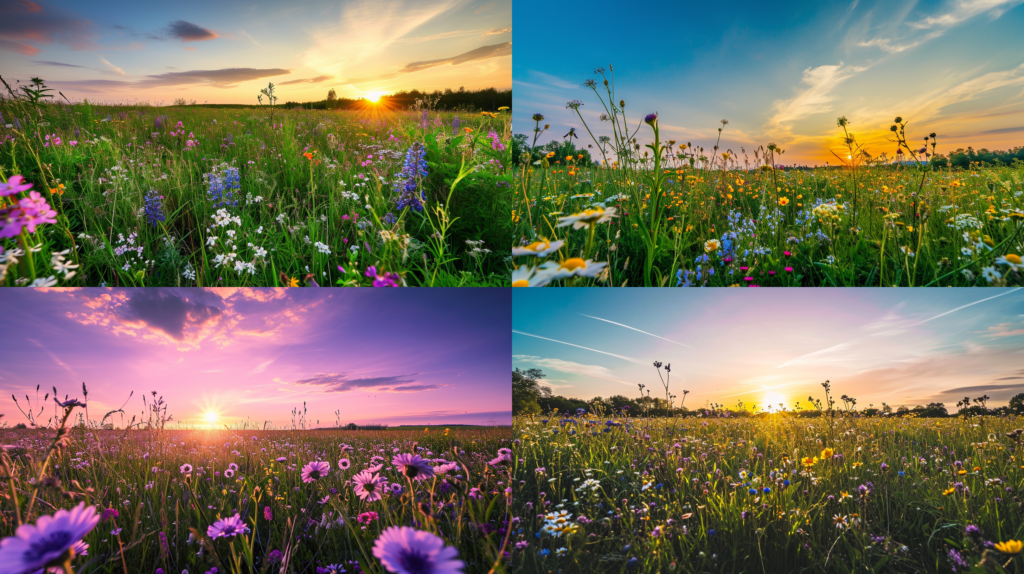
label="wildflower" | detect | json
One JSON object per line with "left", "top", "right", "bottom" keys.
{"left": 820, "top": 448, "right": 834, "bottom": 459}
{"left": 512, "top": 240, "right": 564, "bottom": 257}
{"left": 779, "top": 197, "right": 789, "bottom": 206}
{"left": 365, "top": 265, "right": 400, "bottom": 287}
{"left": 392, "top": 453, "right": 436, "bottom": 482}
{"left": 555, "top": 206, "right": 617, "bottom": 229}
{"left": 995, "top": 254, "right": 1024, "bottom": 270}
{"left": 264, "top": 507, "right": 273, "bottom": 521}
{"left": 267, "top": 549, "right": 283, "bottom": 563}
{"left": 644, "top": 113, "right": 658, "bottom": 127}
{"left": 301, "top": 461, "right": 331, "bottom": 483}
{"left": 0, "top": 502, "right": 100, "bottom": 574}
{"left": 358, "top": 511, "right": 379, "bottom": 525}
{"left": 394, "top": 142, "right": 428, "bottom": 212}
{"left": 144, "top": 190, "right": 166, "bottom": 227}
{"left": 539, "top": 258, "right": 607, "bottom": 281}
{"left": 704, "top": 239, "right": 720, "bottom": 253}
{"left": 338, "top": 458, "right": 351, "bottom": 470}
{"left": 180, "top": 464, "right": 193, "bottom": 474}
{"left": 996, "top": 540, "right": 1023, "bottom": 555}
{"left": 511, "top": 265, "right": 554, "bottom": 287}
{"left": 372, "top": 526, "right": 464, "bottom": 574}
{"left": 207, "top": 514, "right": 249, "bottom": 539}
{"left": 801, "top": 456, "right": 817, "bottom": 467}
{"left": 0, "top": 175, "right": 34, "bottom": 197}
{"left": 352, "top": 470, "right": 387, "bottom": 501}
{"left": 981, "top": 266, "right": 1001, "bottom": 283}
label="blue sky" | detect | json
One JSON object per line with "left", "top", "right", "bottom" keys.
{"left": 513, "top": 0, "right": 1024, "bottom": 165}
{"left": 0, "top": 0, "right": 510, "bottom": 103}
{"left": 0, "top": 288, "right": 511, "bottom": 427}
{"left": 513, "top": 288, "right": 1024, "bottom": 411}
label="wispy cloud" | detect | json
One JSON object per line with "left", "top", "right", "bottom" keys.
{"left": 99, "top": 57, "right": 124, "bottom": 75}
{"left": 514, "top": 355, "right": 636, "bottom": 386}
{"left": 338, "top": 42, "right": 510, "bottom": 85}
{"left": 292, "top": 372, "right": 438, "bottom": 393}
{"left": 578, "top": 313, "right": 694, "bottom": 348}
{"left": 512, "top": 330, "right": 645, "bottom": 364}
{"left": 768, "top": 62, "right": 867, "bottom": 129}
{"left": 167, "top": 20, "right": 219, "bottom": 42}
{"left": 279, "top": 75, "right": 333, "bottom": 85}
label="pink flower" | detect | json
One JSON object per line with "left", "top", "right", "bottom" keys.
{"left": 372, "top": 526, "right": 464, "bottom": 574}
{"left": 0, "top": 175, "right": 33, "bottom": 197}
{"left": 301, "top": 461, "right": 330, "bottom": 483}
{"left": 357, "top": 511, "right": 378, "bottom": 525}
{"left": 352, "top": 470, "right": 387, "bottom": 501}
{"left": 365, "top": 265, "right": 399, "bottom": 287}
{"left": 207, "top": 514, "right": 249, "bottom": 539}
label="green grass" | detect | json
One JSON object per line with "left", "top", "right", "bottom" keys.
{"left": 1, "top": 98, "right": 513, "bottom": 286}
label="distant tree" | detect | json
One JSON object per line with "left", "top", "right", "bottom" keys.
{"left": 513, "top": 368, "right": 548, "bottom": 415}
{"left": 327, "top": 88, "right": 337, "bottom": 110}
{"left": 896, "top": 405, "right": 909, "bottom": 414}
{"left": 1010, "top": 393, "right": 1024, "bottom": 414}
{"left": 920, "top": 402, "right": 948, "bottom": 417}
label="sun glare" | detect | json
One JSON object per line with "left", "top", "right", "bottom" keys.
{"left": 763, "top": 392, "right": 786, "bottom": 412}
{"left": 365, "top": 92, "right": 383, "bottom": 103}
{"left": 204, "top": 411, "right": 219, "bottom": 424}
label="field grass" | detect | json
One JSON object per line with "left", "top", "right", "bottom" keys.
{"left": 1, "top": 96, "right": 512, "bottom": 287}
{"left": 509, "top": 412, "right": 1024, "bottom": 573}
{"left": 511, "top": 70, "right": 1024, "bottom": 287}
{"left": 0, "top": 406, "right": 513, "bottom": 573}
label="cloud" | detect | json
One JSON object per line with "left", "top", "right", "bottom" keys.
{"left": 100, "top": 56, "right": 124, "bottom": 75}
{"left": 33, "top": 59, "right": 84, "bottom": 67}
{"left": 51, "top": 67, "right": 293, "bottom": 92}
{"left": 485, "top": 27, "right": 511, "bottom": 35}
{"left": 118, "top": 290, "right": 222, "bottom": 340}
{"left": 292, "top": 372, "right": 439, "bottom": 393}
{"left": 856, "top": 0, "right": 1024, "bottom": 53}
{"left": 167, "top": 20, "right": 218, "bottom": 42}
{"left": 981, "top": 126, "right": 1024, "bottom": 135}
{"left": 279, "top": 75, "right": 334, "bottom": 85}
{"left": 514, "top": 355, "right": 635, "bottom": 387}
{"left": 398, "top": 42, "right": 510, "bottom": 74}
{"left": 0, "top": 0, "right": 97, "bottom": 53}
{"left": 768, "top": 62, "right": 866, "bottom": 129}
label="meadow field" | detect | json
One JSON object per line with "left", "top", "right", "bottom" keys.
{"left": 0, "top": 400, "right": 513, "bottom": 574}
{"left": 511, "top": 73, "right": 1024, "bottom": 287}
{"left": 0, "top": 87, "right": 512, "bottom": 287}
{"left": 510, "top": 411, "right": 1024, "bottom": 573}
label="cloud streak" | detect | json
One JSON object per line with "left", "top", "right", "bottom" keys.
{"left": 512, "top": 330, "right": 645, "bottom": 364}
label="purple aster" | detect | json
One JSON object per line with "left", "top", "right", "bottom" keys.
{"left": 0, "top": 175, "right": 33, "bottom": 197}
{"left": 276, "top": 457, "right": 287, "bottom": 462}
{"left": 207, "top": 514, "right": 249, "bottom": 539}
{"left": 302, "top": 461, "right": 330, "bottom": 483}
{"left": 352, "top": 470, "right": 387, "bottom": 502}
{"left": 338, "top": 458, "right": 351, "bottom": 470}
{"left": 392, "top": 454, "right": 435, "bottom": 482}
{"left": 489, "top": 452, "right": 511, "bottom": 467}
{"left": 0, "top": 502, "right": 99, "bottom": 574}
{"left": 180, "top": 464, "right": 193, "bottom": 474}
{"left": 372, "top": 526, "right": 464, "bottom": 574}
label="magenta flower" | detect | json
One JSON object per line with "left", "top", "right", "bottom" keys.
{"left": 0, "top": 502, "right": 99, "bottom": 574}
{"left": 357, "top": 511, "right": 379, "bottom": 525}
{"left": 372, "top": 526, "right": 464, "bottom": 574}
{"left": 264, "top": 506, "right": 272, "bottom": 521}
{"left": 301, "top": 461, "right": 330, "bottom": 483}
{"left": 0, "top": 206, "right": 28, "bottom": 239}
{"left": 489, "top": 452, "right": 511, "bottom": 467}
{"left": 392, "top": 453, "right": 435, "bottom": 482}
{"left": 0, "top": 175, "right": 33, "bottom": 197}
{"left": 338, "top": 458, "right": 351, "bottom": 470}
{"left": 207, "top": 514, "right": 249, "bottom": 539}
{"left": 365, "top": 265, "right": 400, "bottom": 287}
{"left": 352, "top": 470, "right": 387, "bottom": 501}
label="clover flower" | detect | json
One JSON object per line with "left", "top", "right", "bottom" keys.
{"left": 372, "top": 526, "right": 464, "bottom": 574}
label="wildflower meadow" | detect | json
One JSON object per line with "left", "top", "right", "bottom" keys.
{"left": 510, "top": 380, "right": 1024, "bottom": 573}
{"left": 0, "top": 389, "right": 514, "bottom": 574}
{"left": 511, "top": 66, "right": 1024, "bottom": 287}
{"left": 0, "top": 78, "right": 512, "bottom": 287}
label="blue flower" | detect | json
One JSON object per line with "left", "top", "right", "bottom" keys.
{"left": 144, "top": 190, "right": 165, "bottom": 227}
{"left": 394, "top": 142, "right": 428, "bottom": 212}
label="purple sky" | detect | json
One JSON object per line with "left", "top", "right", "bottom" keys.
{"left": 0, "top": 288, "right": 510, "bottom": 428}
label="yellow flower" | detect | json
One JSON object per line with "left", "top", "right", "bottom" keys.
{"left": 995, "top": 540, "right": 1023, "bottom": 555}
{"left": 820, "top": 448, "right": 834, "bottom": 459}
{"left": 801, "top": 456, "right": 818, "bottom": 467}
{"left": 288, "top": 277, "right": 299, "bottom": 287}
{"left": 779, "top": 197, "right": 789, "bottom": 206}
{"left": 704, "top": 239, "right": 720, "bottom": 253}
{"left": 942, "top": 487, "right": 955, "bottom": 496}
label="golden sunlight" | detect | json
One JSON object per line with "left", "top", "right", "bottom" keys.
{"left": 763, "top": 392, "right": 786, "bottom": 412}
{"left": 204, "top": 411, "right": 219, "bottom": 424}
{"left": 365, "top": 91, "right": 384, "bottom": 103}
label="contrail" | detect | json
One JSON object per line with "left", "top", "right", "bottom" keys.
{"left": 911, "top": 288, "right": 1021, "bottom": 326}
{"left": 578, "top": 314, "right": 694, "bottom": 348}
{"left": 512, "top": 330, "right": 645, "bottom": 364}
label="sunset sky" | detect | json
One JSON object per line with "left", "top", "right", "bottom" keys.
{"left": 0, "top": 288, "right": 510, "bottom": 428}
{"left": 513, "top": 0, "right": 1024, "bottom": 165}
{"left": 513, "top": 288, "right": 1024, "bottom": 412}
{"left": 0, "top": 0, "right": 510, "bottom": 103}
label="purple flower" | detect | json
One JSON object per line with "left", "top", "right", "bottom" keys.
{"left": 392, "top": 453, "right": 435, "bottom": 482}
{"left": 644, "top": 113, "right": 658, "bottom": 126}
{"left": 394, "top": 142, "right": 428, "bottom": 212}
{"left": 207, "top": 514, "right": 249, "bottom": 539}
{"left": 101, "top": 508, "right": 118, "bottom": 522}
{"left": 0, "top": 175, "right": 33, "bottom": 197}
{"left": 372, "top": 526, "right": 464, "bottom": 574}
{"left": 338, "top": 458, "right": 351, "bottom": 470}
{"left": 267, "top": 549, "right": 283, "bottom": 563}
{"left": 352, "top": 470, "right": 387, "bottom": 502}
{"left": 318, "top": 565, "right": 346, "bottom": 574}
{"left": 365, "top": 266, "right": 400, "bottom": 288}
{"left": 54, "top": 398, "right": 86, "bottom": 409}
{"left": 301, "top": 461, "right": 330, "bottom": 483}
{"left": 0, "top": 502, "right": 99, "bottom": 573}
{"left": 144, "top": 190, "right": 165, "bottom": 227}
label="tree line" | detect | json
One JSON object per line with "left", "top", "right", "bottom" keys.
{"left": 282, "top": 87, "right": 511, "bottom": 112}
{"left": 513, "top": 368, "right": 1024, "bottom": 419}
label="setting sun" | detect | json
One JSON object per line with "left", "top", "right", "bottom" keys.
{"left": 204, "top": 411, "right": 219, "bottom": 424}
{"left": 763, "top": 392, "right": 786, "bottom": 412}
{"left": 364, "top": 91, "right": 384, "bottom": 103}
